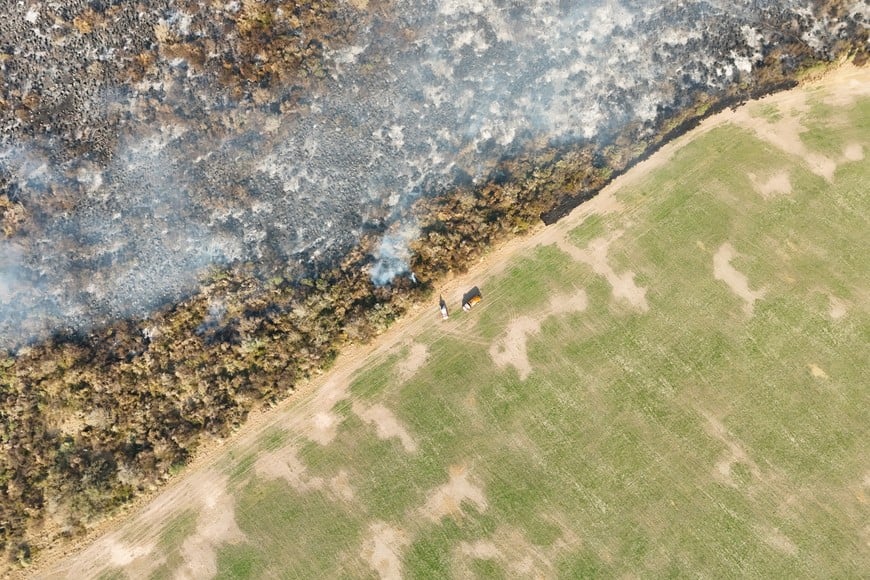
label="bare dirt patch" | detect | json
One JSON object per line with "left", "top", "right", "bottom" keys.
{"left": 701, "top": 411, "right": 764, "bottom": 489}
{"left": 305, "top": 410, "right": 341, "bottom": 445}
{"left": 807, "top": 364, "right": 829, "bottom": 379}
{"left": 420, "top": 464, "right": 488, "bottom": 522}
{"left": 489, "top": 316, "right": 540, "bottom": 381}
{"left": 397, "top": 342, "right": 429, "bottom": 382}
{"left": 329, "top": 469, "right": 356, "bottom": 502}
{"left": 175, "top": 477, "right": 245, "bottom": 580}
{"left": 489, "top": 289, "right": 587, "bottom": 380}
{"left": 295, "top": 374, "right": 353, "bottom": 445}
{"left": 255, "top": 444, "right": 357, "bottom": 502}
{"left": 361, "top": 522, "right": 409, "bottom": 580}
{"left": 102, "top": 538, "right": 154, "bottom": 570}
{"left": 255, "top": 445, "right": 323, "bottom": 492}
{"left": 730, "top": 64, "right": 870, "bottom": 182}
{"left": 555, "top": 233, "right": 649, "bottom": 311}
{"left": 713, "top": 242, "right": 766, "bottom": 315}
{"left": 732, "top": 91, "right": 837, "bottom": 180}
{"left": 353, "top": 401, "right": 418, "bottom": 453}
{"left": 749, "top": 170, "right": 792, "bottom": 199}
{"left": 549, "top": 289, "right": 589, "bottom": 316}
{"left": 842, "top": 142, "right": 864, "bottom": 161}
{"left": 41, "top": 471, "right": 243, "bottom": 579}
{"left": 828, "top": 295, "right": 848, "bottom": 320}
{"left": 459, "top": 539, "right": 501, "bottom": 561}
{"left": 453, "top": 526, "right": 558, "bottom": 578}
{"left": 758, "top": 525, "right": 799, "bottom": 556}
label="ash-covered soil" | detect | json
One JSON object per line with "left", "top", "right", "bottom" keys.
{"left": 1, "top": 0, "right": 865, "bottom": 350}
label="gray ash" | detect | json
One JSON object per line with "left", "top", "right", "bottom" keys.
{"left": 0, "top": 0, "right": 865, "bottom": 350}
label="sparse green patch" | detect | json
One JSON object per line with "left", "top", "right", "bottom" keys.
{"left": 800, "top": 95, "right": 868, "bottom": 159}
{"left": 257, "top": 426, "right": 289, "bottom": 451}
{"left": 349, "top": 350, "right": 404, "bottom": 400}
{"left": 751, "top": 102, "right": 783, "bottom": 123}
{"left": 189, "top": 94, "right": 870, "bottom": 578}
{"left": 214, "top": 545, "right": 264, "bottom": 580}
{"left": 158, "top": 509, "right": 198, "bottom": 552}
{"left": 229, "top": 477, "right": 366, "bottom": 577}
{"left": 149, "top": 510, "right": 198, "bottom": 579}
{"left": 474, "top": 244, "right": 591, "bottom": 340}
{"left": 96, "top": 569, "right": 127, "bottom": 580}
{"left": 568, "top": 214, "right": 606, "bottom": 247}
{"left": 225, "top": 450, "right": 257, "bottom": 485}
{"left": 468, "top": 557, "right": 506, "bottom": 579}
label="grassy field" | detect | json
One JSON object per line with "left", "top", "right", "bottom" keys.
{"left": 69, "top": 74, "right": 868, "bottom": 579}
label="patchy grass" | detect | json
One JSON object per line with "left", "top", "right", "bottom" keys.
{"left": 750, "top": 102, "right": 783, "bottom": 123}
{"left": 349, "top": 350, "right": 405, "bottom": 400}
{"left": 568, "top": 214, "right": 607, "bottom": 247}
{"left": 226, "top": 477, "right": 366, "bottom": 577}
{"left": 114, "top": 92, "right": 868, "bottom": 578}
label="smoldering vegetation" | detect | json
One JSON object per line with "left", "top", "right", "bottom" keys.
{"left": 0, "top": 0, "right": 865, "bottom": 350}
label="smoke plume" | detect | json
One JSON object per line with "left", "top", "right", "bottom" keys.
{"left": 0, "top": 0, "right": 862, "bottom": 348}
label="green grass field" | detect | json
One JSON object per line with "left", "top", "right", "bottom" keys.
{"left": 89, "top": 82, "right": 868, "bottom": 579}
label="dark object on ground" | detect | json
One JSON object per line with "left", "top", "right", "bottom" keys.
{"left": 462, "top": 287, "right": 482, "bottom": 311}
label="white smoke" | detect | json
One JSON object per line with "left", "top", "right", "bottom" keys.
{"left": 0, "top": 0, "right": 859, "bottom": 347}
{"left": 370, "top": 223, "right": 420, "bottom": 286}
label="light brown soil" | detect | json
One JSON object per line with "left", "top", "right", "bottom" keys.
{"left": 554, "top": 233, "right": 649, "bottom": 311}
{"left": 353, "top": 401, "right": 418, "bottom": 452}
{"left": 40, "top": 471, "right": 241, "bottom": 580}
{"left": 807, "top": 363, "right": 829, "bottom": 379}
{"left": 731, "top": 64, "right": 870, "bottom": 181}
{"left": 713, "top": 242, "right": 766, "bottom": 315}
{"left": 737, "top": 104, "right": 838, "bottom": 181}
{"left": 329, "top": 469, "right": 356, "bottom": 502}
{"left": 758, "top": 525, "right": 799, "bottom": 556}
{"left": 255, "top": 441, "right": 357, "bottom": 502}
{"left": 420, "top": 464, "right": 488, "bottom": 522}
{"left": 454, "top": 525, "right": 562, "bottom": 578}
{"left": 842, "top": 142, "right": 864, "bottom": 161}
{"left": 254, "top": 445, "right": 324, "bottom": 492}
{"left": 701, "top": 411, "right": 764, "bottom": 489}
{"left": 397, "top": 342, "right": 429, "bottom": 382}
{"left": 458, "top": 539, "right": 500, "bottom": 560}
{"left": 361, "top": 522, "right": 409, "bottom": 580}
{"left": 489, "top": 289, "right": 587, "bottom": 380}
{"left": 175, "top": 478, "right": 245, "bottom": 580}
{"left": 306, "top": 410, "right": 341, "bottom": 445}
{"left": 749, "top": 170, "right": 792, "bottom": 199}
{"left": 489, "top": 316, "right": 540, "bottom": 380}
{"left": 34, "top": 62, "right": 870, "bottom": 580}
{"left": 828, "top": 295, "right": 848, "bottom": 320}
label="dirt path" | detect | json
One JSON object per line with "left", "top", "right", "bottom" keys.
{"left": 33, "top": 61, "right": 869, "bottom": 579}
